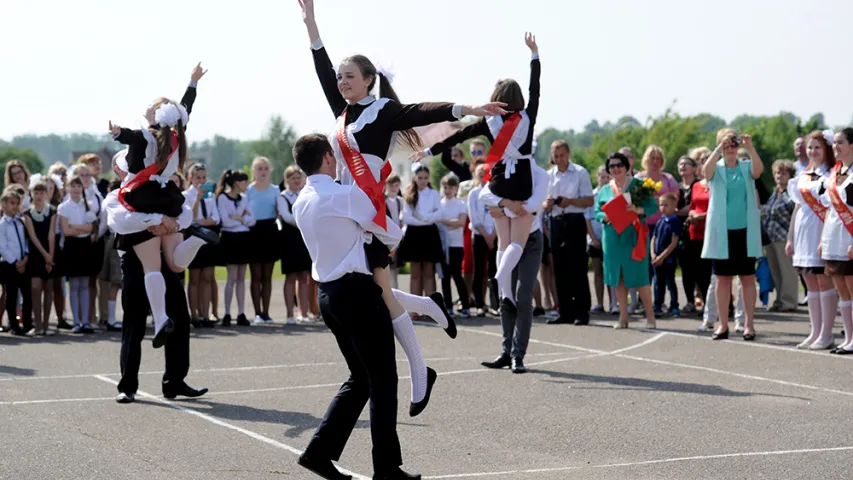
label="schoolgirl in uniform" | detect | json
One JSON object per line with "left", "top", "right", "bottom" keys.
{"left": 299, "top": 0, "right": 505, "bottom": 416}
{"left": 438, "top": 173, "right": 470, "bottom": 317}
{"left": 46, "top": 163, "right": 69, "bottom": 329}
{"left": 23, "top": 180, "right": 57, "bottom": 336}
{"left": 216, "top": 170, "right": 255, "bottom": 327}
{"left": 107, "top": 63, "right": 216, "bottom": 346}
{"left": 788, "top": 130, "right": 837, "bottom": 350}
{"left": 399, "top": 164, "right": 444, "bottom": 295}
{"left": 58, "top": 173, "right": 98, "bottom": 334}
{"left": 414, "top": 33, "right": 541, "bottom": 309}
{"left": 385, "top": 174, "right": 404, "bottom": 289}
{"left": 277, "top": 166, "right": 311, "bottom": 324}
{"left": 73, "top": 162, "right": 108, "bottom": 328}
{"left": 247, "top": 157, "right": 281, "bottom": 323}
{"left": 185, "top": 163, "right": 220, "bottom": 327}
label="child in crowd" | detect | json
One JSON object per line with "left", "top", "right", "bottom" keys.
{"left": 0, "top": 187, "right": 33, "bottom": 336}
{"left": 651, "top": 193, "right": 681, "bottom": 317}
{"left": 22, "top": 180, "right": 57, "bottom": 335}
{"left": 384, "top": 174, "right": 403, "bottom": 289}
{"left": 438, "top": 173, "right": 470, "bottom": 317}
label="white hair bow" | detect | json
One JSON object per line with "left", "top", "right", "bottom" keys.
{"left": 155, "top": 102, "right": 189, "bottom": 128}
{"left": 29, "top": 173, "right": 43, "bottom": 189}
{"left": 411, "top": 161, "right": 424, "bottom": 173}
{"left": 376, "top": 64, "right": 395, "bottom": 85}
{"left": 112, "top": 148, "right": 129, "bottom": 174}
{"left": 49, "top": 173, "right": 63, "bottom": 191}
{"left": 823, "top": 129, "right": 836, "bottom": 147}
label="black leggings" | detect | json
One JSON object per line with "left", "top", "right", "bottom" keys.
{"left": 3, "top": 264, "right": 32, "bottom": 332}
{"left": 679, "top": 239, "right": 712, "bottom": 305}
{"left": 472, "top": 234, "right": 497, "bottom": 309}
{"left": 250, "top": 262, "right": 275, "bottom": 317}
{"left": 441, "top": 247, "right": 470, "bottom": 310}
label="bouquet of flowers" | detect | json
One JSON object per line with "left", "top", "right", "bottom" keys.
{"left": 628, "top": 177, "right": 663, "bottom": 207}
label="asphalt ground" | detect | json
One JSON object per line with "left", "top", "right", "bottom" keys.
{"left": 2, "top": 277, "right": 852, "bottom": 479}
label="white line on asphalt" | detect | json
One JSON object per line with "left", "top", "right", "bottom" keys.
{"left": 91, "top": 375, "right": 369, "bottom": 480}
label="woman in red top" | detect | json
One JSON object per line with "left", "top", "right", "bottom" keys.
{"left": 687, "top": 162, "right": 713, "bottom": 325}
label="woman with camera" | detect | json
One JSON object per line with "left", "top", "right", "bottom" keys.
{"left": 701, "top": 128, "right": 763, "bottom": 341}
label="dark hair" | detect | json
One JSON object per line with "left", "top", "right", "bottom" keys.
{"left": 441, "top": 173, "right": 459, "bottom": 188}
{"left": 405, "top": 164, "right": 431, "bottom": 207}
{"left": 30, "top": 180, "right": 48, "bottom": 193}
{"left": 491, "top": 79, "right": 524, "bottom": 112}
{"left": 215, "top": 169, "right": 249, "bottom": 198}
{"left": 606, "top": 152, "right": 631, "bottom": 173}
{"left": 678, "top": 155, "right": 696, "bottom": 167}
{"left": 840, "top": 127, "right": 853, "bottom": 145}
{"left": 342, "top": 55, "right": 422, "bottom": 151}
{"left": 109, "top": 179, "right": 122, "bottom": 192}
{"left": 149, "top": 99, "right": 188, "bottom": 173}
{"left": 293, "top": 133, "right": 333, "bottom": 176}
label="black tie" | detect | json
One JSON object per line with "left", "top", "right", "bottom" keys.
{"left": 200, "top": 195, "right": 208, "bottom": 218}
{"left": 13, "top": 218, "right": 25, "bottom": 259}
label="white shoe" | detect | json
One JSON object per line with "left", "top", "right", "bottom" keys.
{"left": 809, "top": 338, "right": 835, "bottom": 350}
{"left": 697, "top": 322, "right": 714, "bottom": 332}
{"left": 796, "top": 338, "right": 816, "bottom": 349}
{"left": 253, "top": 315, "right": 266, "bottom": 324}
{"left": 286, "top": 317, "right": 297, "bottom": 325}
{"left": 734, "top": 322, "right": 745, "bottom": 333}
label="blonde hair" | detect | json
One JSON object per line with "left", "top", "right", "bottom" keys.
{"left": 716, "top": 128, "right": 738, "bottom": 145}
{"left": 688, "top": 146, "right": 712, "bottom": 162}
{"left": 641, "top": 145, "right": 665, "bottom": 171}
{"left": 284, "top": 165, "right": 303, "bottom": 180}
{"left": 772, "top": 160, "right": 796, "bottom": 177}
{"left": 77, "top": 153, "right": 101, "bottom": 166}
{"left": 1, "top": 185, "right": 23, "bottom": 203}
{"left": 251, "top": 156, "right": 273, "bottom": 182}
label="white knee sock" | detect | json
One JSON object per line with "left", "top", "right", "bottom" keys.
{"left": 495, "top": 243, "right": 523, "bottom": 305}
{"left": 799, "top": 293, "right": 822, "bottom": 347}
{"left": 495, "top": 250, "right": 504, "bottom": 298}
{"left": 392, "top": 313, "right": 428, "bottom": 403}
{"left": 172, "top": 236, "right": 206, "bottom": 270}
{"left": 393, "top": 289, "right": 447, "bottom": 328}
{"left": 108, "top": 300, "right": 116, "bottom": 325}
{"left": 144, "top": 272, "right": 169, "bottom": 334}
{"left": 816, "top": 289, "right": 838, "bottom": 345}
{"left": 840, "top": 301, "right": 853, "bottom": 350}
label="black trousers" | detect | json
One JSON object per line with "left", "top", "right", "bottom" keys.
{"left": 2, "top": 263, "right": 32, "bottom": 332}
{"left": 305, "top": 273, "right": 402, "bottom": 474}
{"left": 472, "top": 234, "right": 498, "bottom": 309}
{"left": 441, "top": 247, "right": 470, "bottom": 309}
{"left": 117, "top": 251, "right": 190, "bottom": 395}
{"left": 550, "top": 213, "right": 591, "bottom": 321}
{"left": 679, "top": 239, "right": 712, "bottom": 307}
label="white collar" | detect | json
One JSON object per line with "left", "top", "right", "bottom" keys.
{"left": 307, "top": 174, "right": 333, "bottom": 185}
{"left": 351, "top": 95, "right": 376, "bottom": 106}
{"left": 1, "top": 214, "right": 19, "bottom": 224}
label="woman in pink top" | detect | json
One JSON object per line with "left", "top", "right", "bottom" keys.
{"left": 635, "top": 145, "right": 679, "bottom": 227}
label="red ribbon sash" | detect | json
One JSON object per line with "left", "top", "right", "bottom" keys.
{"left": 827, "top": 163, "right": 853, "bottom": 237}
{"left": 799, "top": 177, "right": 828, "bottom": 222}
{"left": 117, "top": 130, "right": 179, "bottom": 212}
{"left": 336, "top": 112, "right": 392, "bottom": 230}
{"left": 483, "top": 113, "right": 522, "bottom": 183}
{"left": 607, "top": 180, "right": 647, "bottom": 261}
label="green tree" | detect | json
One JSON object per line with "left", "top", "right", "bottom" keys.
{"left": 0, "top": 147, "right": 44, "bottom": 188}
{"left": 251, "top": 116, "right": 298, "bottom": 179}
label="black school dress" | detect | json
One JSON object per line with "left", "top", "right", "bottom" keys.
{"left": 188, "top": 193, "right": 222, "bottom": 269}
{"left": 277, "top": 191, "right": 312, "bottom": 274}
{"left": 24, "top": 206, "right": 57, "bottom": 279}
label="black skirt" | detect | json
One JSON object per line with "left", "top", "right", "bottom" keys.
{"left": 279, "top": 223, "right": 312, "bottom": 274}
{"left": 122, "top": 181, "right": 185, "bottom": 218}
{"left": 249, "top": 219, "right": 281, "bottom": 264}
{"left": 189, "top": 227, "right": 221, "bottom": 269}
{"left": 712, "top": 229, "right": 756, "bottom": 277}
{"left": 825, "top": 260, "right": 853, "bottom": 276}
{"left": 62, "top": 236, "right": 97, "bottom": 277}
{"left": 220, "top": 230, "right": 253, "bottom": 265}
{"left": 397, "top": 224, "right": 443, "bottom": 264}
{"left": 364, "top": 236, "right": 391, "bottom": 271}
{"left": 488, "top": 158, "right": 533, "bottom": 201}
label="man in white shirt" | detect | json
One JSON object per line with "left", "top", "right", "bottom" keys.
{"left": 105, "top": 149, "right": 207, "bottom": 404}
{"left": 478, "top": 161, "right": 550, "bottom": 374}
{"left": 793, "top": 136, "right": 810, "bottom": 177}
{"left": 290, "top": 133, "right": 416, "bottom": 480}
{"left": 543, "top": 140, "right": 594, "bottom": 325}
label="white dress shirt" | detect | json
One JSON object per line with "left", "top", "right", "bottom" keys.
{"left": 293, "top": 174, "right": 403, "bottom": 283}
{"left": 58, "top": 197, "right": 99, "bottom": 239}
{"left": 441, "top": 197, "right": 467, "bottom": 248}
{"left": 217, "top": 193, "right": 257, "bottom": 233}
{"left": 0, "top": 214, "right": 28, "bottom": 263}
{"left": 467, "top": 185, "right": 495, "bottom": 237}
{"left": 104, "top": 190, "right": 193, "bottom": 236}
{"left": 276, "top": 189, "right": 300, "bottom": 227}
{"left": 548, "top": 162, "right": 594, "bottom": 216}
{"left": 479, "top": 164, "right": 550, "bottom": 233}
{"left": 402, "top": 188, "right": 442, "bottom": 226}
{"left": 184, "top": 185, "right": 221, "bottom": 226}
{"left": 385, "top": 195, "right": 403, "bottom": 228}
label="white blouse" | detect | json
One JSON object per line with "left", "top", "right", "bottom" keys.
{"left": 276, "top": 189, "right": 300, "bottom": 227}
{"left": 58, "top": 197, "right": 98, "bottom": 239}
{"left": 820, "top": 170, "right": 853, "bottom": 261}
{"left": 788, "top": 165, "right": 828, "bottom": 267}
{"left": 184, "top": 186, "right": 221, "bottom": 226}
{"left": 441, "top": 197, "right": 467, "bottom": 248}
{"left": 402, "top": 187, "right": 442, "bottom": 227}
{"left": 467, "top": 185, "right": 495, "bottom": 236}
{"left": 217, "top": 193, "right": 256, "bottom": 233}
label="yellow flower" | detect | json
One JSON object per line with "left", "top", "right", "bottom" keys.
{"left": 643, "top": 178, "right": 654, "bottom": 188}
{"left": 654, "top": 181, "right": 663, "bottom": 192}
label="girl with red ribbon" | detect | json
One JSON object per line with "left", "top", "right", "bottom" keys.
{"left": 106, "top": 63, "right": 219, "bottom": 348}
{"left": 818, "top": 128, "right": 853, "bottom": 354}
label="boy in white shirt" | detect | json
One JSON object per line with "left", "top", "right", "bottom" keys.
{"left": 439, "top": 174, "right": 470, "bottom": 317}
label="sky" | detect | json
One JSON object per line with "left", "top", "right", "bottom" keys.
{"left": 1, "top": 0, "right": 851, "bottom": 143}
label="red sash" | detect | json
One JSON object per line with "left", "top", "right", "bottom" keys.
{"left": 483, "top": 113, "right": 522, "bottom": 183}
{"left": 799, "top": 176, "right": 828, "bottom": 222}
{"left": 609, "top": 180, "right": 648, "bottom": 262}
{"left": 117, "top": 130, "right": 178, "bottom": 212}
{"left": 336, "top": 112, "right": 392, "bottom": 230}
{"left": 827, "top": 163, "right": 853, "bottom": 237}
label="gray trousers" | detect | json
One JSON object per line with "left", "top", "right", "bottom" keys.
{"left": 502, "top": 230, "right": 544, "bottom": 360}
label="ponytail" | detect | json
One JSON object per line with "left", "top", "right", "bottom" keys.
{"left": 404, "top": 177, "right": 419, "bottom": 207}
{"left": 376, "top": 72, "right": 422, "bottom": 152}
{"left": 215, "top": 170, "right": 233, "bottom": 198}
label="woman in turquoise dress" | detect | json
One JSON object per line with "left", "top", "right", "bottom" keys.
{"left": 595, "top": 152, "right": 659, "bottom": 329}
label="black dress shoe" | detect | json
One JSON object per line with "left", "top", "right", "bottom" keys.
{"left": 373, "top": 466, "right": 421, "bottom": 480}
{"left": 711, "top": 329, "right": 729, "bottom": 340}
{"left": 152, "top": 318, "right": 174, "bottom": 349}
{"left": 162, "top": 382, "right": 208, "bottom": 400}
{"left": 106, "top": 323, "right": 122, "bottom": 332}
{"left": 574, "top": 317, "right": 589, "bottom": 326}
{"left": 532, "top": 307, "right": 545, "bottom": 317}
{"left": 428, "top": 292, "right": 457, "bottom": 339}
{"left": 187, "top": 225, "right": 221, "bottom": 245}
{"left": 236, "top": 314, "right": 251, "bottom": 326}
{"left": 115, "top": 392, "right": 135, "bottom": 404}
{"left": 481, "top": 355, "right": 511, "bottom": 369}
{"left": 297, "top": 453, "right": 353, "bottom": 480}
{"left": 220, "top": 314, "right": 232, "bottom": 327}
{"left": 511, "top": 358, "right": 527, "bottom": 374}
{"left": 743, "top": 332, "right": 756, "bottom": 342}
{"left": 546, "top": 317, "right": 573, "bottom": 325}
{"left": 56, "top": 319, "right": 73, "bottom": 330}
{"left": 409, "top": 367, "right": 437, "bottom": 417}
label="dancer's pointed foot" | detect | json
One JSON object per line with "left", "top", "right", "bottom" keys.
{"left": 428, "top": 292, "right": 456, "bottom": 339}
{"left": 409, "top": 367, "right": 437, "bottom": 417}
{"left": 152, "top": 318, "right": 174, "bottom": 349}
{"left": 186, "top": 225, "right": 220, "bottom": 245}
{"left": 500, "top": 297, "right": 517, "bottom": 316}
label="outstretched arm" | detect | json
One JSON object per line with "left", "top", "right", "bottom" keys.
{"left": 179, "top": 62, "right": 206, "bottom": 119}
{"left": 300, "top": 0, "right": 347, "bottom": 116}
{"left": 524, "top": 32, "right": 541, "bottom": 123}
{"left": 420, "top": 120, "right": 491, "bottom": 159}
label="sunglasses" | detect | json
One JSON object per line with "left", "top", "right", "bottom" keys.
{"left": 471, "top": 150, "right": 485, "bottom": 156}
{"left": 608, "top": 163, "right": 626, "bottom": 170}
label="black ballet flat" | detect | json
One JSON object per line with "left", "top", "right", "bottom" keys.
{"left": 428, "top": 292, "right": 457, "bottom": 339}
{"left": 152, "top": 318, "right": 174, "bottom": 349}
{"left": 836, "top": 348, "right": 853, "bottom": 355}
{"left": 409, "top": 367, "right": 437, "bottom": 418}
{"left": 187, "top": 225, "right": 221, "bottom": 245}
{"left": 711, "top": 329, "right": 729, "bottom": 341}
{"left": 743, "top": 333, "right": 756, "bottom": 342}
{"left": 500, "top": 298, "right": 518, "bottom": 316}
